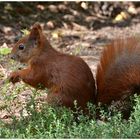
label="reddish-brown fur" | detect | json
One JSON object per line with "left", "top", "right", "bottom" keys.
{"left": 96, "top": 37, "right": 140, "bottom": 104}
{"left": 9, "top": 23, "right": 96, "bottom": 111}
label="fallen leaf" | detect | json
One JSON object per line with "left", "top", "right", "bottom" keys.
{"left": 113, "top": 11, "right": 130, "bottom": 23}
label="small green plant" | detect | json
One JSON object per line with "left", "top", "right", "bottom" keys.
{"left": 0, "top": 47, "right": 11, "bottom": 55}
{"left": 71, "top": 45, "right": 84, "bottom": 55}
{"left": 21, "top": 29, "right": 30, "bottom": 36}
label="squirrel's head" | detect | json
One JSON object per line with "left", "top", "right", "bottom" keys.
{"left": 10, "top": 23, "right": 48, "bottom": 63}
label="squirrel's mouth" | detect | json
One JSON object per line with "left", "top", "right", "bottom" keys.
{"left": 19, "top": 58, "right": 28, "bottom": 64}
{"left": 18, "top": 63, "right": 27, "bottom": 70}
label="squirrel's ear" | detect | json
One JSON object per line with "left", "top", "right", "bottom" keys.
{"left": 29, "top": 23, "right": 42, "bottom": 40}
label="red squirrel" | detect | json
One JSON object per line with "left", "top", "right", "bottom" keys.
{"left": 96, "top": 37, "right": 140, "bottom": 107}
{"left": 9, "top": 23, "right": 96, "bottom": 111}
{"left": 9, "top": 23, "right": 140, "bottom": 115}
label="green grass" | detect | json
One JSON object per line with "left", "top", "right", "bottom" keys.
{"left": 0, "top": 82, "right": 140, "bottom": 138}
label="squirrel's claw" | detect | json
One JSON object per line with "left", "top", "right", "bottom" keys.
{"left": 9, "top": 72, "right": 20, "bottom": 84}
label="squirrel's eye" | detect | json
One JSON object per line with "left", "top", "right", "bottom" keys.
{"left": 18, "top": 44, "right": 25, "bottom": 50}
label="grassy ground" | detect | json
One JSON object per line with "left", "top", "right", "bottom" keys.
{"left": 0, "top": 86, "right": 140, "bottom": 138}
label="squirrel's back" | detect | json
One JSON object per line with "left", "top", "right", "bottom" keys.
{"left": 96, "top": 37, "right": 140, "bottom": 104}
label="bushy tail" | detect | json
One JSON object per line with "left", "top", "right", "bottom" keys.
{"left": 96, "top": 36, "right": 140, "bottom": 104}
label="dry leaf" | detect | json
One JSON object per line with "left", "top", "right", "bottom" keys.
{"left": 113, "top": 11, "right": 130, "bottom": 23}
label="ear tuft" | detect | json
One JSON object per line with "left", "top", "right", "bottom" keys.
{"left": 29, "top": 23, "right": 42, "bottom": 40}
{"left": 32, "top": 23, "right": 42, "bottom": 31}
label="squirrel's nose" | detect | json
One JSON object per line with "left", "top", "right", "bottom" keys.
{"left": 10, "top": 54, "right": 16, "bottom": 60}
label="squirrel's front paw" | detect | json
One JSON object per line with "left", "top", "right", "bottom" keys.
{"left": 9, "top": 72, "right": 21, "bottom": 84}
